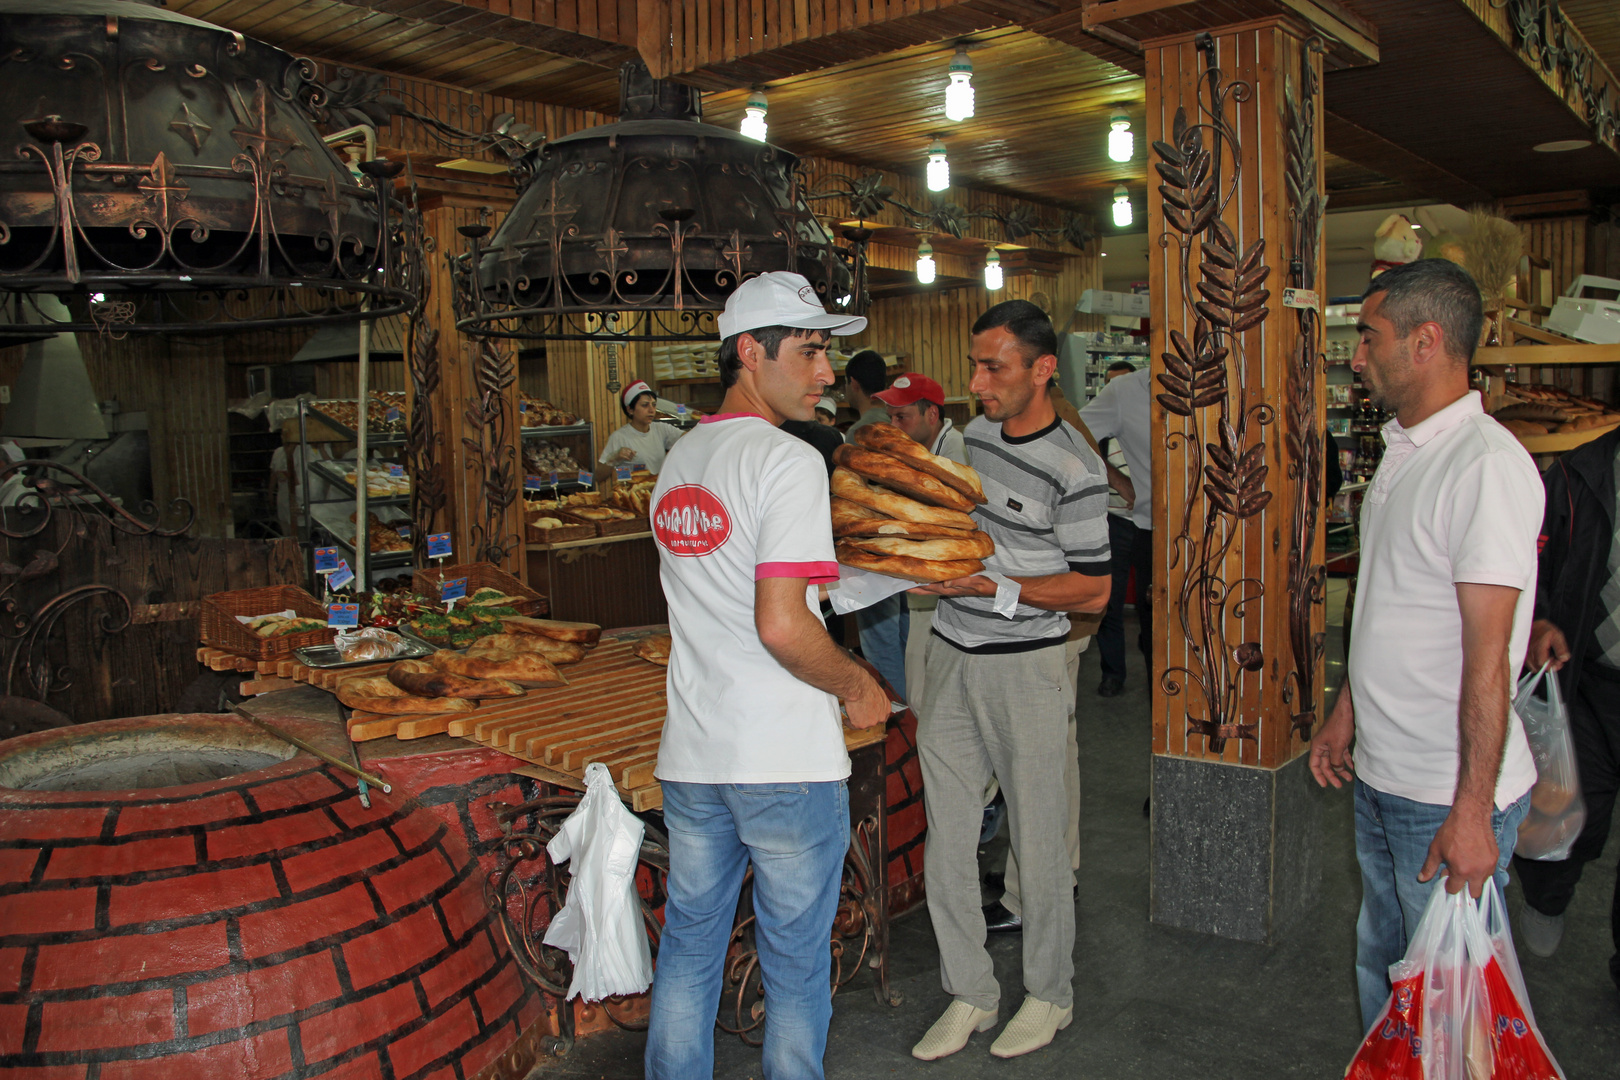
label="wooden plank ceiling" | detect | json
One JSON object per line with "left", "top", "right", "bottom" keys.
{"left": 165, "top": 0, "right": 1617, "bottom": 225}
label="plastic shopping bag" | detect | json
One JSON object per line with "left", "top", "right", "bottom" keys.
{"left": 541, "top": 762, "right": 654, "bottom": 1001}
{"left": 1513, "top": 663, "right": 1586, "bottom": 861}
{"left": 1463, "top": 884, "right": 1566, "bottom": 1080}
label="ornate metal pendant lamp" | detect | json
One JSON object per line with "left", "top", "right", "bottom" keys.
{"left": 451, "top": 62, "right": 858, "bottom": 341}
{"left": 0, "top": 0, "right": 420, "bottom": 338}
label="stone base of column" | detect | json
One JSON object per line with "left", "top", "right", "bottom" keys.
{"left": 1149, "top": 751, "right": 1325, "bottom": 944}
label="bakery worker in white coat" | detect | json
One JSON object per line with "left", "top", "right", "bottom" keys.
{"left": 594, "top": 380, "right": 684, "bottom": 485}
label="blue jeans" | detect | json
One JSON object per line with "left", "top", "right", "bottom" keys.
{"left": 646, "top": 780, "right": 850, "bottom": 1080}
{"left": 856, "top": 593, "right": 908, "bottom": 701}
{"left": 1353, "top": 779, "right": 1530, "bottom": 1031}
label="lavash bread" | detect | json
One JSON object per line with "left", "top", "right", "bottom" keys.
{"left": 841, "top": 532, "right": 996, "bottom": 562}
{"left": 830, "top": 467, "right": 976, "bottom": 530}
{"left": 851, "top": 423, "right": 986, "bottom": 503}
{"left": 835, "top": 542, "right": 984, "bottom": 583}
{"left": 430, "top": 648, "right": 569, "bottom": 687}
{"left": 835, "top": 516, "right": 981, "bottom": 541}
{"left": 335, "top": 675, "right": 476, "bottom": 715}
{"left": 386, "top": 659, "right": 525, "bottom": 700}
{"left": 830, "top": 496, "right": 885, "bottom": 531}
{"left": 470, "top": 633, "right": 587, "bottom": 665}
{"left": 831, "top": 444, "right": 979, "bottom": 513}
{"left": 496, "top": 615, "right": 602, "bottom": 645}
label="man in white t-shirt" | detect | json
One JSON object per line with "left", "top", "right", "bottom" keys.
{"left": 1308, "top": 259, "right": 1542, "bottom": 1032}
{"left": 645, "top": 272, "right": 886, "bottom": 1080}
{"left": 594, "top": 380, "right": 684, "bottom": 483}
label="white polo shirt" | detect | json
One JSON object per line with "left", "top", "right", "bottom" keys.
{"left": 650, "top": 414, "right": 849, "bottom": 784}
{"left": 1080, "top": 368, "right": 1153, "bottom": 531}
{"left": 1348, "top": 392, "right": 1542, "bottom": 809}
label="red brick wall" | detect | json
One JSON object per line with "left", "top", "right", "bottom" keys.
{"left": 0, "top": 757, "right": 544, "bottom": 1079}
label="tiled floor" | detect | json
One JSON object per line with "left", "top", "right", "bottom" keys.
{"left": 551, "top": 609, "right": 1620, "bottom": 1078}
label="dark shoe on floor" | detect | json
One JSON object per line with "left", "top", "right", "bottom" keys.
{"left": 982, "top": 900, "right": 1022, "bottom": 933}
{"left": 1097, "top": 676, "right": 1124, "bottom": 697}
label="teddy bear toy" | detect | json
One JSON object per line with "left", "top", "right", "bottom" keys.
{"left": 1370, "top": 213, "right": 1421, "bottom": 278}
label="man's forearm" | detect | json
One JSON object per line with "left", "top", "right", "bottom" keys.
{"left": 1453, "top": 583, "right": 1520, "bottom": 813}
{"left": 757, "top": 585, "right": 880, "bottom": 701}
{"left": 1010, "top": 571, "right": 1111, "bottom": 614}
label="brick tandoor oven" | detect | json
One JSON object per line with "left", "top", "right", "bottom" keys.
{"left": 0, "top": 715, "right": 542, "bottom": 1079}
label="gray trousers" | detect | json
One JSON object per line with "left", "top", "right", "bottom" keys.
{"left": 917, "top": 634, "right": 1076, "bottom": 1011}
{"left": 1002, "top": 634, "right": 1085, "bottom": 913}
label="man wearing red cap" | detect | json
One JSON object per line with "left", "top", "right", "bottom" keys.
{"left": 874, "top": 373, "right": 965, "bottom": 465}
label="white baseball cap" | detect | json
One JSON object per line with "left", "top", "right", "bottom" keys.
{"left": 718, "top": 271, "right": 867, "bottom": 341}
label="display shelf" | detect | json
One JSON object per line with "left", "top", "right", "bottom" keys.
{"left": 304, "top": 405, "right": 409, "bottom": 446}
{"left": 526, "top": 530, "right": 653, "bottom": 552}
{"left": 519, "top": 422, "right": 592, "bottom": 438}
{"left": 1516, "top": 426, "right": 1620, "bottom": 455}
{"left": 310, "top": 460, "right": 410, "bottom": 506}
{"left": 1476, "top": 342, "right": 1620, "bottom": 367}
{"left": 308, "top": 504, "right": 414, "bottom": 570}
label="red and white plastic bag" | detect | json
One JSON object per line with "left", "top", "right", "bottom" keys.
{"left": 1346, "top": 880, "right": 1564, "bottom": 1079}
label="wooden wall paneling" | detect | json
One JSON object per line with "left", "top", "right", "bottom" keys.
{"left": 1144, "top": 20, "right": 1322, "bottom": 770}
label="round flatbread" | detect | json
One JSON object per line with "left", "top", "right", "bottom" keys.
{"left": 834, "top": 516, "right": 978, "bottom": 540}
{"left": 841, "top": 531, "right": 995, "bottom": 561}
{"left": 335, "top": 675, "right": 476, "bottom": 715}
{"left": 830, "top": 467, "right": 977, "bottom": 530}
{"left": 831, "top": 444, "right": 979, "bottom": 513}
{"left": 386, "top": 659, "right": 525, "bottom": 700}
{"left": 851, "top": 422, "right": 986, "bottom": 503}
{"left": 835, "top": 542, "right": 984, "bottom": 584}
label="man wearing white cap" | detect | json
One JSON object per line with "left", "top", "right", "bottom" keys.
{"left": 594, "top": 380, "right": 684, "bottom": 485}
{"left": 645, "top": 271, "right": 887, "bottom": 1080}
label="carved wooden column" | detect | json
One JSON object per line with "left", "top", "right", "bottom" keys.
{"left": 1144, "top": 20, "right": 1329, "bottom": 943}
{"left": 420, "top": 197, "right": 525, "bottom": 578}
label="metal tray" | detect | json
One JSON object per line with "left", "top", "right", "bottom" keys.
{"left": 292, "top": 627, "right": 437, "bottom": 669}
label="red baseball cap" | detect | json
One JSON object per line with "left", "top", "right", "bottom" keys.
{"left": 873, "top": 373, "right": 944, "bottom": 409}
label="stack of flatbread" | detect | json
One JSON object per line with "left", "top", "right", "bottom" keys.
{"left": 829, "top": 423, "right": 995, "bottom": 583}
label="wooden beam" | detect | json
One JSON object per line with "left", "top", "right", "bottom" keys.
{"left": 1081, "top": 0, "right": 1194, "bottom": 29}
{"left": 1274, "top": 0, "right": 1377, "bottom": 65}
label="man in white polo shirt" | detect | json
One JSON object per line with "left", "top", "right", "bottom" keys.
{"left": 1308, "top": 259, "right": 1542, "bottom": 1032}
{"left": 645, "top": 272, "right": 887, "bottom": 1080}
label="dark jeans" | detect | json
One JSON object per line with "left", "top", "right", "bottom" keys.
{"left": 1515, "top": 662, "right": 1620, "bottom": 989}
{"left": 1098, "top": 515, "right": 1153, "bottom": 681}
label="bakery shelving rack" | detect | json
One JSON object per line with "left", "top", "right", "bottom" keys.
{"left": 1474, "top": 337, "right": 1620, "bottom": 458}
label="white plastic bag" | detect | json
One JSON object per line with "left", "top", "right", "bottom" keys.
{"left": 1512, "top": 664, "right": 1586, "bottom": 862}
{"left": 541, "top": 762, "right": 653, "bottom": 1001}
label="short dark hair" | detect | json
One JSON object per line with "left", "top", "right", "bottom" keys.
{"left": 621, "top": 390, "right": 655, "bottom": 415}
{"left": 972, "top": 299, "right": 1057, "bottom": 365}
{"left": 844, "top": 350, "right": 887, "bottom": 396}
{"left": 1362, "top": 258, "right": 1484, "bottom": 362}
{"left": 1107, "top": 361, "right": 1137, "bottom": 375}
{"left": 717, "top": 325, "right": 825, "bottom": 389}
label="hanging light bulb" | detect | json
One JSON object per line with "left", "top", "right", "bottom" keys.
{"left": 983, "top": 249, "right": 1003, "bottom": 291}
{"left": 926, "top": 139, "right": 950, "bottom": 192}
{"left": 945, "top": 47, "right": 975, "bottom": 122}
{"left": 916, "top": 240, "right": 936, "bottom": 284}
{"left": 1108, "top": 113, "right": 1133, "bottom": 163}
{"left": 740, "top": 89, "right": 769, "bottom": 142}
{"left": 1112, "top": 185, "right": 1133, "bottom": 228}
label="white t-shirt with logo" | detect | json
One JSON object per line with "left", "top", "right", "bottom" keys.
{"left": 1348, "top": 392, "right": 1542, "bottom": 810}
{"left": 650, "top": 414, "right": 849, "bottom": 784}
{"left": 598, "top": 421, "right": 683, "bottom": 474}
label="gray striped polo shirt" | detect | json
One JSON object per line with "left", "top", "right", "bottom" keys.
{"left": 933, "top": 413, "right": 1112, "bottom": 653}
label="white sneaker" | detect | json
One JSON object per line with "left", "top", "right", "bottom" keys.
{"left": 1519, "top": 903, "right": 1565, "bottom": 958}
{"left": 911, "top": 999, "right": 998, "bottom": 1061}
{"left": 989, "top": 995, "right": 1073, "bottom": 1059}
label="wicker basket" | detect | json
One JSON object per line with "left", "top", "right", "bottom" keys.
{"left": 557, "top": 510, "right": 650, "bottom": 538}
{"left": 413, "top": 562, "right": 547, "bottom": 616}
{"left": 200, "top": 585, "right": 335, "bottom": 661}
{"left": 525, "top": 520, "right": 596, "bottom": 544}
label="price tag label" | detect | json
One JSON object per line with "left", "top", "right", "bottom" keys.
{"left": 1283, "top": 287, "right": 1320, "bottom": 311}
{"left": 313, "top": 546, "right": 340, "bottom": 573}
{"left": 439, "top": 577, "right": 467, "bottom": 610}
{"left": 327, "top": 601, "right": 359, "bottom": 628}
{"left": 524, "top": 474, "right": 543, "bottom": 492}
{"left": 384, "top": 407, "right": 401, "bottom": 422}
{"left": 577, "top": 471, "right": 592, "bottom": 488}
{"left": 548, "top": 471, "right": 559, "bottom": 488}
{"left": 616, "top": 465, "right": 633, "bottom": 483}
{"left": 518, "top": 401, "right": 528, "bottom": 414}
{"left": 397, "top": 525, "right": 412, "bottom": 539}
{"left": 328, "top": 560, "right": 355, "bottom": 591}
{"left": 387, "top": 463, "right": 405, "bottom": 478}
{"left": 426, "top": 532, "right": 453, "bottom": 559}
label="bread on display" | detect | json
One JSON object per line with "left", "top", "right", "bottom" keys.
{"left": 832, "top": 444, "right": 978, "bottom": 513}
{"left": 851, "top": 423, "right": 986, "bottom": 503}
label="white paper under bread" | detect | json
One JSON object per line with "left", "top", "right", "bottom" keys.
{"left": 825, "top": 564, "right": 916, "bottom": 614}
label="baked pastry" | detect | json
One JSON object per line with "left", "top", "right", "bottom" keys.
{"left": 1501, "top": 419, "right": 1549, "bottom": 437}
{"left": 429, "top": 647, "right": 568, "bottom": 687}
{"left": 831, "top": 444, "right": 979, "bottom": 513}
{"left": 498, "top": 616, "right": 602, "bottom": 645}
{"left": 386, "top": 659, "right": 525, "bottom": 699}
{"left": 634, "top": 634, "right": 672, "bottom": 666}
{"left": 841, "top": 532, "right": 996, "bottom": 561}
{"left": 851, "top": 422, "right": 986, "bottom": 503}
{"left": 835, "top": 542, "right": 984, "bottom": 584}
{"left": 1493, "top": 402, "right": 1570, "bottom": 424}
{"left": 834, "top": 515, "right": 983, "bottom": 541}
{"left": 470, "top": 633, "right": 587, "bottom": 665}
{"left": 335, "top": 675, "right": 476, "bottom": 715}
{"left": 830, "top": 467, "right": 976, "bottom": 530}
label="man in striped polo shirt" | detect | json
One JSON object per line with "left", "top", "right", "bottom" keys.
{"left": 907, "top": 300, "right": 1112, "bottom": 1062}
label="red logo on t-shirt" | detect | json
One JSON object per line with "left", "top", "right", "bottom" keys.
{"left": 653, "top": 484, "right": 733, "bottom": 556}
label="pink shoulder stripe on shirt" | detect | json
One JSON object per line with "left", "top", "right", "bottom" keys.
{"left": 756, "top": 560, "right": 840, "bottom": 584}
{"left": 698, "top": 412, "right": 767, "bottom": 424}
